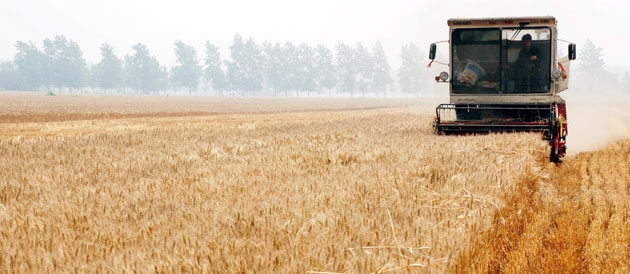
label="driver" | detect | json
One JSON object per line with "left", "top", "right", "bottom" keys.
{"left": 515, "top": 34, "right": 543, "bottom": 91}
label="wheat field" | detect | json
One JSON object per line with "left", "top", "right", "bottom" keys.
{"left": 0, "top": 92, "right": 628, "bottom": 273}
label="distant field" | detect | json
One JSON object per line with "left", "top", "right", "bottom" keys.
{"left": 0, "top": 91, "right": 416, "bottom": 123}
{"left": 0, "top": 91, "right": 628, "bottom": 273}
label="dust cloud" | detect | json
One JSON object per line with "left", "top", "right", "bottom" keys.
{"left": 563, "top": 92, "right": 630, "bottom": 155}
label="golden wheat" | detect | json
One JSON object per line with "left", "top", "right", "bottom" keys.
{"left": 0, "top": 92, "right": 628, "bottom": 273}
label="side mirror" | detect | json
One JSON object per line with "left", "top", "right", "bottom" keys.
{"left": 568, "top": 43, "right": 577, "bottom": 60}
{"left": 429, "top": 43, "right": 436, "bottom": 60}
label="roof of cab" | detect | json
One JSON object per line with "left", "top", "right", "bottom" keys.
{"left": 447, "top": 16, "right": 556, "bottom": 27}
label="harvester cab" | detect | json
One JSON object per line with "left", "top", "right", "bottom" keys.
{"left": 428, "top": 16, "right": 576, "bottom": 162}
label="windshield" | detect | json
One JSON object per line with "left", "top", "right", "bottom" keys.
{"left": 451, "top": 27, "right": 551, "bottom": 94}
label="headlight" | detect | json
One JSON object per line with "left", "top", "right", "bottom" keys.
{"left": 551, "top": 69, "right": 562, "bottom": 79}
{"left": 439, "top": 71, "right": 449, "bottom": 81}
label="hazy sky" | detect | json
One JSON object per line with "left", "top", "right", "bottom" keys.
{"left": 1, "top": 0, "right": 628, "bottom": 71}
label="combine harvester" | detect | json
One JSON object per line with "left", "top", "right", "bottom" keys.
{"left": 429, "top": 16, "right": 576, "bottom": 162}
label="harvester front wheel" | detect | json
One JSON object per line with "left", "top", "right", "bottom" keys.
{"left": 549, "top": 115, "right": 567, "bottom": 163}
{"left": 550, "top": 151, "right": 562, "bottom": 163}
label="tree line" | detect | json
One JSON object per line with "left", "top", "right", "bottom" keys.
{"left": 0, "top": 34, "right": 429, "bottom": 97}
{"left": 573, "top": 39, "right": 630, "bottom": 94}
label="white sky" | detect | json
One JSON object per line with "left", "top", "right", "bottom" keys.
{"left": 0, "top": 0, "right": 628, "bottom": 71}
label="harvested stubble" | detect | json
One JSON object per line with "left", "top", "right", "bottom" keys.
{"left": 6, "top": 93, "right": 621, "bottom": 273}
{"left": 453, "top": 138, "right": 630, "bottom": 273}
